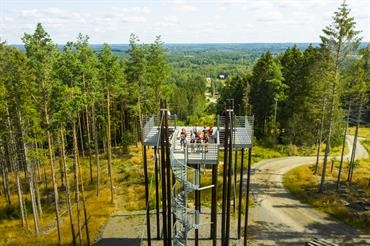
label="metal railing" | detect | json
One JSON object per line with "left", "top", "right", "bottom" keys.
{"left": 142, "top": 115, "right": 157, "bottom": 142}
{"left": 217, "top": 115, "right": 254, "bottom": 147}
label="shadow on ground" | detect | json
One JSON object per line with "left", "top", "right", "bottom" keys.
{"left": 248, "top": 219, "right": 370, "bottom": 245}
{"left": 95, "top": 238, "right": 141, "bottom": 246}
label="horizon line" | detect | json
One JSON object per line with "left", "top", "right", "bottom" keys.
{"left": 9, "top": 41, "right": 369, "bottom": 46}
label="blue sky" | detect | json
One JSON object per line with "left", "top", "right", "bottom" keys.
{"left": 1, "top": 0, "right": 369, "bottom": 44}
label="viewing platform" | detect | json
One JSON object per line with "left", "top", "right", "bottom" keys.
{"left": 142, "top": 115, "right": 254, "bottom": 159}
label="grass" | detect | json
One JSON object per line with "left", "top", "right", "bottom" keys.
{"left": 251, "top": 142, "right": 344, "bottom": 163}
{"left": 0, "top": 145, "right": 147, "bottom": 245}
{"left": 348, "top": 127, "right": 370, "bottom": 138}
{"left": 283, "top": 157, "right": 370, "bottom": 234}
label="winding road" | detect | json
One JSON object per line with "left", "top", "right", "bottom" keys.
{"left": 248, "top": 136, "right": 370, "bottom": 245}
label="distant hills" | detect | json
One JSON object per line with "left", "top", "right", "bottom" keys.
{"left": 12, "top": 42, "right": 369, "bottom": 58}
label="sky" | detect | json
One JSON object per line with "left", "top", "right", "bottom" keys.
{"left": 0, "top": 0, "right": 369, "bottom": 44}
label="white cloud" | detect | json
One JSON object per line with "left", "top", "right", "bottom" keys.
{"left": 121, "top": 16, "right": 146, "bottom": 23}
{"left": 1, "top": 0, "right": 368, "bottom": 44}
{"left": 174, "top": 1, "right": 198, "bottom": 12}
{"left": 163, "top": 16, "right": 179, "bottom": 23}
{"left": 256, "top": 11, "right": 284, "bottom": 22}
{"left": 119, "top": 6, "right": 151, "bottom": 14}
{"left": 15, "top": 7, "right": 85, "bottom": 26}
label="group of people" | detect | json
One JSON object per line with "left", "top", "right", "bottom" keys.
{"left": 179, "top": 125, "right": 216, "bottom": 152}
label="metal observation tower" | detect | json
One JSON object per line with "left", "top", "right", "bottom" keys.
{"left": 142, "top": 99, "right": 254, "bottom": 246}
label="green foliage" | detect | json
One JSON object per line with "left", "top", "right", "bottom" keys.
{"left": 51, "top": 42, "right": 84, "bottom": 125}
{"left": 320, "top": 1, "right": 362, "bottom": 66}
{"left": 170, "top": 74, "right": 207, "bottom": 121}
{"left": 319, "top": 1, "right": 362, "bottom": 160}
{"left": 125, "top": 33, "right": 148, "bottom": 119}
{"left": 121, "top": 131, "right": 134, "bottom": 154}
{"left": 249, "top": 51, "right": 287, "bottom": 140}
{"left": 146, "top": 36, "right": 171, "bottom": 110}
{"left": 217, "top": 72, "right": 251, "bottom": 115}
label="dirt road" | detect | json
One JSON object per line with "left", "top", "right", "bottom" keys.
{"left": 248, "top": 136, "right": 370, "bottom": 245}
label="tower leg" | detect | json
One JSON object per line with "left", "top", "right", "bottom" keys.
{"left": 237, "top": 148, "right": 245, "bottom": 239}
{"left": 244, "top": 147, "right": 252, "bottom": 246}
{"left": 143, "top": 145, "right": 151, "bottom": 246}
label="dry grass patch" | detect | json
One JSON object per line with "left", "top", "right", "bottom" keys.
{"left": 284, "top": 161, "right": 370, "bottom": 234}
{"left": 0, "top": 144, "right": 150, "bottom": 245}
{"left": 348, "top": 127, "right": 370, "bottom": 138}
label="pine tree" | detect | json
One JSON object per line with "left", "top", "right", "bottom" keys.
{"left": 125, "top": 34, "right": 147, "bottom": 139}
{"left": 250, "top": 51, "right": 286, "bottom": 142}
{"left": 98, "top": 43, "right": 124, "bottom": 202}
{"left": 1, "top": 44, "right": 39, "bottom": 234}
{"left": 22, "top": 23, "right": 62, "bottom": 242}
{"left": 74, "top": 34, "right": 100, "bottom": 185}
{"left": 53, "top": 41, "right": 86, "bottom": 244}
{"left": 319, "top": 0, "right": 361, "bottom": 192}
{"left": 342, "top": 45, "right": 369, "bottom": 185}
{"left": 146, "top": 36, "right": 171, "bottom": 112}
{"left": 217, "top": 73, "right": 251, "bottom": 116}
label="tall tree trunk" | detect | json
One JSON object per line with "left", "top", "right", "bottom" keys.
{"left": 15, "top": 163, "right": 27, "bottom": 228}
{"left": 42, "top": 88, "right": 62, "bottom": 243}
{"left": 31, "top": 141, "right": 42, "bottom": 217}
{"left": 78, "top": 155, "right": 90, "bottom": 245}
{"left": 60, "top": 128, "right": 76, "bottom": 245}
{"left": 78, "top": 113, "right": 85, "bottom": 159}
{"left": 336, "top": 103, "right": 351, "bottom": 191}
{"left": 72, "top": 121, "right": 83, "bottom": 245}
{"left": 85, "top": 106, "right": 93, "bottom": 183}
{"left": 319, "top": 65, "right": 339, "bottom": 192}
{"left": 22, "top": 141, "right": 39, "bottom": 235}
{"left": 314, "top": 98, "right": 326, "bottom": 175}
{"left": 43, "top": 166, "right": 48, "bottom": 196}
{"left": 1, "top": 145, "right": 12, "bottom": 208}
{"left": 6, "top": 106, "right": 26, "bottom": 226}
{"left": 107, "top": 90, "right": 114, "bottom": 203}
{"left": 92, "top": 104, "right": 100, "bottom": 197}
{"left": 31, "top": 157, "right": 43, "bottom": 217}
{"left": 17, "top": 110, "right": 39, "bottom": 235}
{"left": 348, "top": 102, "right": 363, "bottom": 184}
{"left": 137, "top": 95, "right": 142, "bottom": 143}
{"left": 46, "top": 129, "right": 62, "bottom": 243}
{"left": 120, "top": 99, "right": 125, "bottom": 142}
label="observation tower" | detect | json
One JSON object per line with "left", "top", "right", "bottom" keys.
{"left": 142, "top": 99, "right": 253, "bottom": 246}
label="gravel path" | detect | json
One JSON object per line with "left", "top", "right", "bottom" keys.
{"left": 95, "top": 209, "right": 247, "bottom": 245}
{"left": 248, "top": 136, "right": 370, "bottom": 245}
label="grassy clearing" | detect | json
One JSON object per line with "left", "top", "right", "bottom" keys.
{"left": 283, "top": 158, "right": 370, "bottom": 234}
{"left": 348, "top": 127, "right": 370, "bottom": 138}
{"left": 0, "top": 145, "right": 147, "bottom": 245}
{"left": 251, "top": 142, "right": 344, "bottom": 163}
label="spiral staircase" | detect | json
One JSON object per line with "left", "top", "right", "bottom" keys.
{"left": 170, "top": 129, "right": 214, "bottom": 246}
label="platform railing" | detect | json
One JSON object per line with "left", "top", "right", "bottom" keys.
{"left": 142, "top": 115, "right": 156, "bottom": 142}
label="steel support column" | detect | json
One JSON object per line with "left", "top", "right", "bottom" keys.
{"left": 244, "top": 147, "right": 252, "bottom": 246}
{"left": 237, "top": 148, "right": 245, "bottom": 239}
{"left": 154, "top": 146, "right": 160, "bottom": 239}
{"left": 143, "top": 145, "right": 151, "bottom": 246}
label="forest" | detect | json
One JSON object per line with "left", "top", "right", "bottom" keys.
{"left": 0, "top": 1, "right": 369, "bottom": 245}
